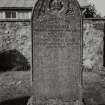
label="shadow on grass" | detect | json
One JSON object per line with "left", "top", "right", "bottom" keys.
{"left": 0, "top": 96, "right": 30, "bottom": 105}
{"left": 0, "top": 49, "right": 30, "bottom": 73}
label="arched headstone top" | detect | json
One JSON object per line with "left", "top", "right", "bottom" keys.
{"left": 32, "top": 0, "right": 82, "bottom": 20}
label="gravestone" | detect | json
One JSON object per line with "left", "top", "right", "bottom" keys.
{"left": 32, "top": 0, "right": 82, "bottom": 104}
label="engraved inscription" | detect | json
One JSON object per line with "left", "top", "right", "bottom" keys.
{"left": 35, "top": 16, "right": 80, "bottom": 48}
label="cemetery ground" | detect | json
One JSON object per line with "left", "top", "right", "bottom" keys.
{"left": 0, "top": 71, "right": 31, "bottom": 105}
{"left": 1, "top": 70, "right": 105, "bottom": 105}
{"left": 83, "top": 70, "right": 105, "bottom": 105}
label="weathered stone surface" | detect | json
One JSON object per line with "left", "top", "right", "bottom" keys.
{"left": 32, "top": 0, "right": 82, "bottom": 104}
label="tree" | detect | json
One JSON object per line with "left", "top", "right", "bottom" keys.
{"left": 83, "top": 4, "right": 97, "bottom": 18}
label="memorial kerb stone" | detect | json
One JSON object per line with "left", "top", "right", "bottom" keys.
{"left": 32, "top": 0, "right": 82, "bottom": 104}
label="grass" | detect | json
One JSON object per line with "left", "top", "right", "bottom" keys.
{"left": 0, "top": 71, "right": 32, "bottom": 103}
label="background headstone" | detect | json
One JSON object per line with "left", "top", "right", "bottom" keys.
{"left": 32, "top": 0, "right": 82, "bottom": 104}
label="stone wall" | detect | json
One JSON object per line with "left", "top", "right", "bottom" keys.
{"left": 0, "top": 22, "right": 32, "bottom": 64}
{"left": 83, "top": 20, "right": 104, "bottom": 71}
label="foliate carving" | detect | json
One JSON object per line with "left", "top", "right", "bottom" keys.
{"left": 33, "top": 0, "right": 46, "bottom": 18}
{"left": 49, "top": 0, "right": 64, "bottom": 12}
{"left": 33, "top": 0, "right": 75, "bottom": 18}
{"left": 65, "top": 1, "right": 75, "bottom": 15}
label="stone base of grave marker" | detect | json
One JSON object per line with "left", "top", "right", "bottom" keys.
{"left": 31, "top": 97, "right": 83, "bottom": 105}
